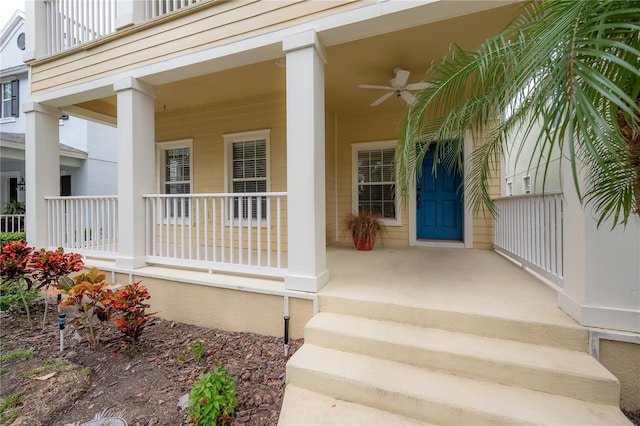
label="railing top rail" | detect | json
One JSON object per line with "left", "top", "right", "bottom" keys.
{"left": 493, "top": 191, "right": 563, "bottom": 202}
{"left": 45, "top": 195, "right": 118, "bottom": 200}
{"left": 143, "top": 192, "right": 288, "bottom": 198}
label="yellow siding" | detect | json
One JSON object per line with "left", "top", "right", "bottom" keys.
{"left": 31, "top": 0, "right": 361, "bottom": 94}
{"left": 155, "top": 91, "right": 288, "bottom": 251}
{"left": 336, "top": 109, "right": 409, "bottom": 247}
{"left": 471, "top": 124, "right": 500, "bottom": 249}
{"left": 326, "top": 110, "right": 338, "bottom": 244}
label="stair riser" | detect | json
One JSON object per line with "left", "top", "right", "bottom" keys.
{"left": 320, "top": 295, "right": 588, "bottom": 351}
{"left": 305, "top": 326, "right": 620, "bottom": 405}
{"left": 286, "top": 364, "right": 532, "bottom": 425}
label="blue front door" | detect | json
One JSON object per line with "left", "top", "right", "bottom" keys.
{"left": 416, "top": 149, "right": 463, "bottom": 240}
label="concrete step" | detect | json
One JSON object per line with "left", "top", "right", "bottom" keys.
{"left": 277, "top": 385, "right": 425, "bottom": 425}
{"left": 286, "top": 344, "right": 631, "bottom": 425}
{"left": 304, "top": 312, "right": 620, "bottom": 404}
{"left": 319, "top": 293, "right": 588, "bottom": 351}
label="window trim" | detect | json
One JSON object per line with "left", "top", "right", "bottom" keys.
{"left": 223, "top": 129, "right": 271, "bottom": 225}
{"left": 1, "top": 78, "right": 19, "bottom": 121}
{"left": 156, "top": 139, "right": 193, "bottom": 220}
{"left": 351, "top": 140, "right": 401, "bottom": 227}
{"left": 523, "top": 175, "right": 531, "bottom": 194}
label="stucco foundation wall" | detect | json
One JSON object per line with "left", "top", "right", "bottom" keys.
{"left": 113, "top": 273, "right": 312, "bottom": 340}
{"left": 599, "top": 340, "right": 640, "bottom": 411}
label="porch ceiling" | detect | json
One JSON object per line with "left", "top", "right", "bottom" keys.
{"left": 73, "top": 3, "right": 521, "bottom": 118}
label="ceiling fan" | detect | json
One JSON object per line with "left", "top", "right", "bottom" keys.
{"left": 358, "top": 67, "right": 429, "bottom": 106}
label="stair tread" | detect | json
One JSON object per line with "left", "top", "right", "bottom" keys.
{"left": 278, "top": 385, "right": 425, "bottom": 425}
{"left": 307, "top": 312, "right": 616, "bottom": 382}
{"left": 287, "top": 344, "right": 631, "bottom": 425}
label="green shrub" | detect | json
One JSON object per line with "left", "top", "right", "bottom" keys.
{"left": 0, "top": 233, "right": 25, "bottom": 244}
{"left": 0, "top": 280, "right": 40, "bottom": 313}
{"left": 188, "top": 360, "right": 237, "bottom": 425}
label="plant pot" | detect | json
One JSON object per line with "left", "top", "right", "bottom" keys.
{"left": 354, "top": 236, "right": 375, "bottom": 251}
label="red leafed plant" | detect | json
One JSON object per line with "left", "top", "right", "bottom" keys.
{"left": 31, "top": 247, "right": 84, "bottom": 327}
{"left": 0, "top": 241, "right": 36, "bottom": 324}
{"left": 103, "top": 282, "right": 154, "bottom": 354}
{"left": 30, "top": 247, "right": 84, "bottom": 290}
{"left": 57, "top": 267, "right": 118, "bottom": 347}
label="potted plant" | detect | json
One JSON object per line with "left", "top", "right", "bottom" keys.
{"left": 344, "top": 210, "right": 385, "bottom": 251}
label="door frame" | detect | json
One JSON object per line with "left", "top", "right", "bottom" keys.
{"left": 409, "top": 130, "right": 473, "bottom": 248}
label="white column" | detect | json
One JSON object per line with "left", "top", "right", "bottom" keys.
{"left": 114, "top": 77, "right": 157, "bottom": 269}
{"left": 23, "top": 0, "right": 47, "bottom": 62}
{"left": 559, "top": 155, "right": 640, "bottom": 333}
{"left": 283, "top": 30, "right": 330, "bottom": 292}
{"left": 115, "top": 0, "right": 146, "bottom": 30}
{"left": 24, "top": 102, "right": 60, "bottom": 248}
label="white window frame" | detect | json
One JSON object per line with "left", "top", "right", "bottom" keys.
{"left": 523, "top": 175, "right": 531, "bottom": 194}
{"left": 0, "top": 78, "right": 18, "bottom": 123}
{"left": 156, "top": 139, "right": 193, "bottom": 220}
{"left": 351, "top": 140, "right": 401, "bottom": 227}
{"left": 223, "top": 129, "right": 271, "bottom": 224}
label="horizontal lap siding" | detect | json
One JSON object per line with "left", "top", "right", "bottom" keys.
{"left": 337, "top": 109, "right": 409, "bottom": 247}
{"left": 472, "top": 124, "right": 499, "bottom": 249}
{"left": 31, "top": 0, "right": 361, "bottom": 94}
{"left": 156, "top": 91, "right": 288, "bottom": 250}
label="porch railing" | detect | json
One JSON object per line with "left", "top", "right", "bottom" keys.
{"left": 494, "top": 193, "right": 563, "bottom": 286}
{"left": 144, "top": 193, "right": 287, "bottom": 277}
{"left": 46, "top": 0, "right": 118, "bottom": 54}
{"left": 45, "top": 0, "right": 208, "bottom": 55}
{"left": 145, "top": 0, "right": 205, "bottom": 20}
{"left": 46, "top": 196, "right": 119, "bottom": 257}
{"left": 0, "top": 215, "right": 25, "bottom": 233}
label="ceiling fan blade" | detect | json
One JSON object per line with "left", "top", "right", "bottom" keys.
{"left": 370, "top": 91, "right": 394, "bottom": 106}
{"left": 394, "top": 69, "right": 410, "bottom": 87}
{"left": 405, "top": 82, "right": 430, "bottom": 90}
{"left": 358, "top": 84, "right": 394, "bottom": 90}
{"left": 400, "top": 90, "right": 416, "bottom": 105}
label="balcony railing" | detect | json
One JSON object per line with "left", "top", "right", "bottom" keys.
{"left": 46, "top": 0, "right": 118, "bottom": 54}
{"left": 0, "top": 215, "right": 25, "bottom": 233}
{"left": 46, "top": 196, "right": 119, "bottom": 257}
{"left": 44, "top": 0, "right": 207, "bottom": 55}
{"left": 144, "top": 192, "right": 287, "bottom": 277}
{"left": 494, "top": 193, "right": 563, "bottom": 286}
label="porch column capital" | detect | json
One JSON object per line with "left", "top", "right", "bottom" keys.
{"left": 114, "top": 77, "right": 158, "bottom": 99}
{"left": 282, "top": 30, "right": 327, "bottom": 64}
{"left": 23, "top": 101, "right": 60, "bottom": 118}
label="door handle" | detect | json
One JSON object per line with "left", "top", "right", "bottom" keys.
{"left": 417, "top": 194, "right": 421, "bottom": 209}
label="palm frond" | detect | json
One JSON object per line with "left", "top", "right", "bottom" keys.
{"left": 398, "top": 0, "right": 640, "bottom": 226}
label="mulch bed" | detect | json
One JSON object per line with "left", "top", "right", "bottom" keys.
{"left": 0, "top": 302, "right": 302, "bottom": 425}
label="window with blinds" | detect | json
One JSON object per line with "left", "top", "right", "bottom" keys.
{"left": 157, "top": 140, "right": 192, "bottom": 218}
{"left": 224, "top": 130, "right": 270, "bottom": 221}
{"left": 357, "top": 147, "right": 396, "bottom": 219}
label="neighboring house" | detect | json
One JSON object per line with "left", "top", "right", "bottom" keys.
{"left": 0, "top": 11, "right": 117, "bottom": 212}
{"left": 19, "top": 0, "right": 639, "bottom": 421}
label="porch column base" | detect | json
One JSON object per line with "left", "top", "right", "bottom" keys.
{"left": 115, "top": 256, "right": 147, "bottom": 270}
{"left": 285, "top": 269, "right": 330, "bottom": 293}
{"left": 558, "top": 291, "right": 640, "bottom": 333}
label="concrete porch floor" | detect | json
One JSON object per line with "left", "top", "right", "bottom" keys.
{"left": 325, "top": 244, "right": 578, "bottom": 329}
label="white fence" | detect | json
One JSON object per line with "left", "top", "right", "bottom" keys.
{"left": 46, "top": 196, "right": 119, "bottom": 257}
{"left": 0, "top": 215, "right": 25, "bottom": 233}
{"left": 494, "top": 193, "right": 563, "bottom": 286}
{"left": 46, "top": 0, "right": 118, "bottom": 54}
{"left": 144, "top": 193, "right": 287, "bottom": 277}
